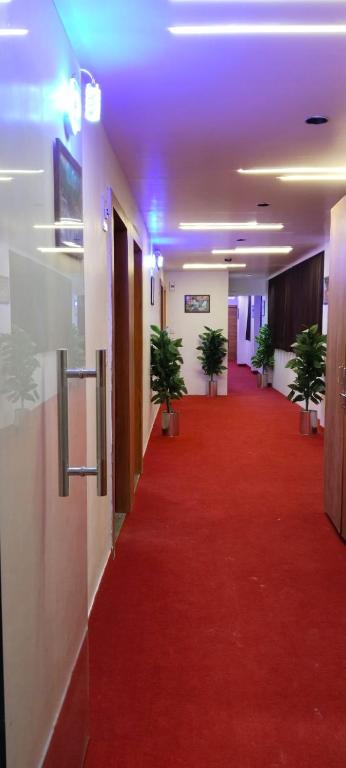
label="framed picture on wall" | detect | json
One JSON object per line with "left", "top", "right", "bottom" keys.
{"left": 53, "top": 139, "right": 83, "bottom": 256}
{"left": 151, "top": 276, "right": 155, "bottom": 306}
{"left": 323, "top": 277, "right": 329, "bottom": 305}
{"left": 184, "top": 295, "right": 210, "bottom": 313}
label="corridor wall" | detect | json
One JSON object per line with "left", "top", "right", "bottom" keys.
{"left": 166, "top": 270, "right": 228, "bottom": 395}
{"left": 83, "top": 122, "right": 161, "bottom": 608}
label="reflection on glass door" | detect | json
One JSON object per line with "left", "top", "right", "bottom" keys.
{"left": 0, "top": 1, "right": 89, "bottom": 765}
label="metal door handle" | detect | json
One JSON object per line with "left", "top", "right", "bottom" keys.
{"left": 57, "top": 349, "right": 107, "bottom": 498}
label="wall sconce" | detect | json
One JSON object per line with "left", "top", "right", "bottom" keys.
{"left": 81, "top": 69, "right": 102, "bottom": 123}
{"left": 154, "top": 249, "right": 164, "bottom": 269}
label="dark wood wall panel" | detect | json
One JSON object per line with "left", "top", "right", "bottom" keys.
{"left": 268, "top": 251, "right": 324, "bottom": 351}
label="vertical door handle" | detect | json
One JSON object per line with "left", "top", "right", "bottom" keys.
{"left": 57, "top": 349, "right": 107, "bottom": 498}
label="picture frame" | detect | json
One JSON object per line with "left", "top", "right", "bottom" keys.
{"left": 150, "top": 276, "right": 155, "bottom": 306}
{"left": 53, "top": 139, "right": 83, "bottom": 255}
{"left": 184, "top": 294, "right": 210, "bottom": 313}
{"left": 323, "top": 276, "right": 329, "bottom": 306}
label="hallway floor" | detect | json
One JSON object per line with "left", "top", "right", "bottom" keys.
{"left": 85, "top": 365, "right": 346, "bottom": 768}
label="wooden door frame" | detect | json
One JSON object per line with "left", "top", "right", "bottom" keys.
{"left": 111, "top": 206, "right": 133, "bottom": 524}
{"left": 133, "top": 242, "right": 143, "bottom": 480}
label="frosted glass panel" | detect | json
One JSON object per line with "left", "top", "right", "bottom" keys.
{"left": 0, "top": 1, "right": 88, "bottom": 766}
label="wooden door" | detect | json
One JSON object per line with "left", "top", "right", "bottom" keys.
{"left": 325, "top": 197, "right": 346, "bottom": 538}
{"left": 113, "top": 210, "right": 133, "bottom": 519}
{"left": 134, "top": 244, "right": 143, "bottom": 481}
{"left": 228, "top": 306, "right": 238, "bottom": 362}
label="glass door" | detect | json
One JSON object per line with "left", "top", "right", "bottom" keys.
{"left": 0, "top": 1, "right": 89, "bottom": 765}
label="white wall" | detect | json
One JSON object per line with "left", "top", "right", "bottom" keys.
{"left": 83, "top": 121, "right": 161, "bottom": 609}
{"left": 271, "top": 246, "right": 329, "bottom": 425}
{"left": 166, "top": 270, "right": 229, "bottom": 395}
{"left": 237, "top": 295, "right": 253, "bottom": 366}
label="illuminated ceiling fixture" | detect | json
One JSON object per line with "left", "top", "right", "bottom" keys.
{"left": 212, "top": 246, "right": 292, "bottom": 254}
{"left": 81, "top": 68, "right": 102, "bottom": 123}
{"left": 238, "top": 166, "right": 346, "bottom": 175}
{"left": 0, "top": 28, "right": 29, "bottom": 36}
{"left": 37, "top": 247, "right": 84, "bottom": 254}
{"left": 168, "top": 24, "right": 346, "bottom": 36}
{"left": 0, "top": 169, "right": 43, "bottom": 174}
{"left": 183, "top": 263, "right": 246, "bottom": 269}
{"left": 179, "top": 221, "right": 284, "bottom": 231}
{"left": 279, "top": 174, "right": 346, "bottom": 182}
{"left": 0, "top": 177, "right": 13, "bottom": 182}
{"left": 34, "top": 222, "right": 84, "bottom": 230}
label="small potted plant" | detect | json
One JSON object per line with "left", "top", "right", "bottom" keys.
{"left": 150, "top": 325, "right": 187, "bottom": 436}
{"left": 0, "top": 325, "right": 40, "bottom": 425}
{"left": 285, "top": 324, "right": 327, "bottom": 435}
{"left": 251, "top": 324, "right": 274, "bottom": 388}
{"left": 197, "top": 326, "right": 228, "bottom": 397}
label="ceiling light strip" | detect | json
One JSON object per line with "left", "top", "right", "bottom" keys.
{"left": 238, "top": 167, "right": 346, "bottom": 175}
{"left": 212, "top": 247, "right": 292, "bottom": 254}
{"left": 0, "top": 28, "right": 29, "bottom": 36}
{"left": 179, "top": 222, "right": 284, "bottom": 231}
{"left": 183, "top": 263, "right": 246, "bottom": 269}
{"left": 168, "top": 24, "right": 346, "bottom": 36}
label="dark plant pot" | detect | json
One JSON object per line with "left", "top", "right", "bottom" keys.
{"left": 208, "top": 380, "right": 218, "bottom": 397}
{"left": 161, "top": 410, "right": 179, "bottom": 437}
{"left": 300, "top": 410, "right": 317, "bottom": 436}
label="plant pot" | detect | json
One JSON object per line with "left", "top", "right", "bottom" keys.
{"left": 299, "top": 410, "right": 317, "bottom": 436}
{"left": 257, "top": 372, "right": 269, "bottom": 388}
{"left": 161, "top": 410, "right": 179, "bottom": 437}
{"left": 208, "top": 380, "right": 218, "bottom": 397}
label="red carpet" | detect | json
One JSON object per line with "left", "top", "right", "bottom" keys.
{"left": 85, "top": 364, "right": 346, "bottom": 768}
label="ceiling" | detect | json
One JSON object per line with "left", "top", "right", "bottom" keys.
{"left": 55, "top": 0, "right": 346, "bottom": 275}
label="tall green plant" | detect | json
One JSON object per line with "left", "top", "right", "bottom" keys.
{"left": 150, "top": 325, "right": 187, "bottom": 413}
{"left": 285, "top": 324, "right": 327, "bottom": 412}
{"left": 197, "top": 326, "right": 227, "bottom": 381}
{"left": 0, "top": 326, "right": 40, "bottom": 409}
{"left": 251, "top": 324, "right": 274, "bottom": 372}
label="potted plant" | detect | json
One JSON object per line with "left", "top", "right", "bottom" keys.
{"left": 150, "top": 325, "right": 187, "bottom": 436}
{"left": 0, "top": 325, "right": 40, "bottom": 425}
{"left": 251, "top": 324, "right": 274, "bottom": 388}
{"left": 285, "top": 324, "right": 327, "bottom": 435}
{"left": 197, "top": 326, "right": 228, "bottom": 396}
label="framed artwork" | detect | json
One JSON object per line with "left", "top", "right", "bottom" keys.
{"left": 53, "top": 139, "right": 83, "bottom": 255}
{"left": 185, "top": 294, "right": 210, "bottom": 313}
{"left": 150, "top": 276, "right": 155, "bottom": 306}
{"left": 0, "top": 276, "right": 10, "bottom": 304}
{"left": 323, "top": 276, "right": 329, "bottom": 305}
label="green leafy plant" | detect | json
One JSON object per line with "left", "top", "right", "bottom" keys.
{"left": 150, "top": 325, "right": 187, "bottom": 413}
{"left": 251, "top": 324, "right": 274, "bottom": 372}
{"left": 197, "top": 326, "right": 228, "bottom": 381}
{"left": 285, "top": 324, "right": 327, "bottom": 412}
{"left": 0, "top": 326, "right": 40, "bottom": 409}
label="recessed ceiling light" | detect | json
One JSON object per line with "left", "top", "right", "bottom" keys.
{"left": 305, "top": 116, "right": 329, "bottom": 125}
{"left": 183, "top": 263, "right": 246, "bottom": 269}
{"left": 212, "top": 246, "right": 292, "bottom": 254}
{"left": 179, "top": 221, "right": 283, "bottom": 231}
{"left": 34, "top": 222, "right": 84, "bottom": 230}
{"left": 238, "top": 166, "right": 346, "bottom": 175}
{"left": 0, "top": 168, "right": 44, "bottom": 175}
{"left": 279, "top": 174, "right": 346, "bottom": 182}
{"left": 257, "top": 202, "right": 270, "bottom": 207}
{"left": 237, "top": 238, "right": 246, "bottom": 242}
{"left": 0, "top": 28, "right": 29, "bottom": 36}
{"left": 168, "top": 24, "right": 346, "bottom": 36}
{"left": 37, "top": 247, "right": 84, "bottom": 254}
